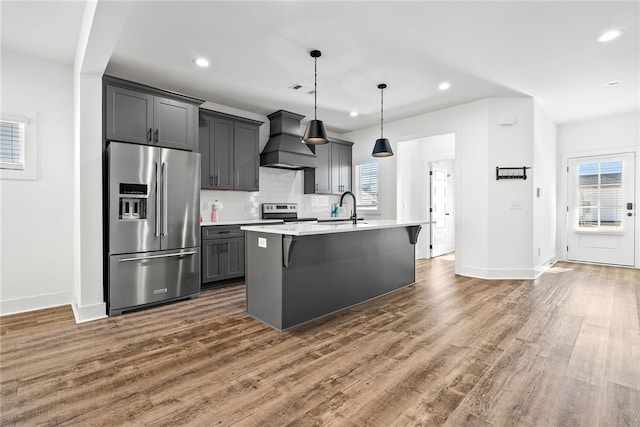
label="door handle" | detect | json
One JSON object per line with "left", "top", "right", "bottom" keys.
{"left": 162, "top": 162, "right": 168, "bottom": 236}
{"left": 154, "top": 129, "right": 159, "bottom": 143}
{"left": 628, "top": 213, "right": 634, "bottom": 217}
{"left": 627, "top": 202, "right": 633, "bottom": 210}
{"left": 119, "top": 250, "right": 198, "bottom": 262}
{"left": 155, "top": 162, "right": 161, "bottom": 237}
{"left": 148, "top": 128, "right": 152, "bottom": 142}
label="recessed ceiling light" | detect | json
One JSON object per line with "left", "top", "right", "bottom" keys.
{"left": 606, "top": 80, "right": 622, "bottom": 86}
{"left": 193, "top": 57, "right": 209, "bottom": 67}
{"left": 598, "top": 30, "right": 623, "bottom": 42}
{"left": 438, "top": 82, "right": 451, "bottom": 91}
{"left": 350, "top": 111, "right": 359, "bottom": 117}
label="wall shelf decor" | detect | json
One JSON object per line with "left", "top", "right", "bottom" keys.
{"left": 496, "top": 166, "right": 530, "bottom": 180}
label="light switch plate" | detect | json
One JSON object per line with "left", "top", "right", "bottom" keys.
{"left": 510, "top": 200, "right": 523, "bottom": 209}
{"left": 258, "top": 237, "right": 267, "bottom": 248}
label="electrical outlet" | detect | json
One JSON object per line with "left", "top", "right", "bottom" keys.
{"left": 510, "top": 200, "right": 523, "bottom": 209}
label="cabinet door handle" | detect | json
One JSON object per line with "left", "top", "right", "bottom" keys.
{"left": 209, "top": 175, "right": 213, "bottom": 186}
{"left": 148, "top": 128, "right": 152, "bottom": 142}
{"left": 315, "top": 183, "right": 318, "bottom": 192}
{"left": 215, "top": 175, "right": 219, "bottom": 186}
{"left": 154, "top": 129, "right": 159, "bottom": 143}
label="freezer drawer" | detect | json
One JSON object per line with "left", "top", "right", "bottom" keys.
{"left": 109, "top": 247, "right": 200, "bottom": 315}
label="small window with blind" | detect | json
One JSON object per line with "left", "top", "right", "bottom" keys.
{"left": 1, "top": 119, "right": 26, "bottom": 170}
{"left": 577, "top": 161, "right": 623, "bottom": 229}
{"left": 1, "top": 112, "right": 37, "bottom": 180}
{"left": 355, "top": 162, "right": 379, "bottom": 211}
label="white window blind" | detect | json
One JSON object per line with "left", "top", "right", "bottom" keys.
{"left": 577, "top": 161, "right": 623, "bottom": 228}
{"left": 355, "top": 162, "right": 378, "bottom": 208}
{"left": 0, "top": 119, "right": 26, "bottom": 170}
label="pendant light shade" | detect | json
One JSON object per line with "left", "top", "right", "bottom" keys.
{"left": 372, "top": 138, "right": 393, "bottom": 157}
{"left": 303, "top": 50, "right": 329, "bottom": 145}
{"left": 372, "top": 83, "right": 394, "bottom": 157}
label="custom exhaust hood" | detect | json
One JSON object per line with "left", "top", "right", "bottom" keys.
{"left": 260, "top": 110, "right": 317, "bottom": 170}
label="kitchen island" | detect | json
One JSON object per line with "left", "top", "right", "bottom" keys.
{"left": 240, "top": 220, "right": 427, "bottom": 331}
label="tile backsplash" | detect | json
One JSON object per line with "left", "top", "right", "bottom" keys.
{"left": 200, "top": 167, "right": 343, "bottom": 221}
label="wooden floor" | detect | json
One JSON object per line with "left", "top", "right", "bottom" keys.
{"left": 1, "top": 260, "right": 639, "bottom": 426}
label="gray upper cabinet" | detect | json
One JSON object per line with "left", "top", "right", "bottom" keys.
{"left": 331, "top": 141, "right": 352, "bottom": 194}
{"left": 105, "top": 86, "right": 154, "bottom": 145}
{"left": 304, "top": 138, "right": 353, "bottom": 195}
{"left": 104, "top": 76, "right": 202, "bottom": 151}
{"left": 199, "top": 109, "right": 262, "bottom": 191}
{"left": 233, "top": 122, "right": 260, "bottom": 191}
{"left": 153, "top": 97, "right": 195, "bottom": 151}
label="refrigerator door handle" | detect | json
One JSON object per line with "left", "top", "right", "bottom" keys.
{"left": 155, "top": 162, "right": 162, "bottom": 237}
{"left": 118, "top": 251, "right": 198, "bottom": 262}
{"left": 162, "top": 162, "right": 168, "bottom": 236}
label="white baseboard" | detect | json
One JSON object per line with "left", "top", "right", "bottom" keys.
{"left": 533, "top": 255, "right": 557, "bottom": 278}
{"left": 71, "top": 301, "right": 107, "bottom": 323}
{"left": 456, "top": 265, "right": 538, "bottom": 280}
{"left": 0, "top": 291, "right": 72, "bottom": 316}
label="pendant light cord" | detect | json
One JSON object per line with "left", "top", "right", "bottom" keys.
{"left": 380, "top": 86, "right": 384, "bottom": 139}
{"left": 314, "top": 56, "right": 318, "bottom": 120}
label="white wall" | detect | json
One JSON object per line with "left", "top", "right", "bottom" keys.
{"left": 344, "top": 99, "right": 492, "bottom": 277}
{"left": 344, "top": 97, "right": 553, "bottom": 279}
{"left": 557, "top": 111, "right": 640, "bottom": 267}
{"left": 486, "top": 98, "right": 534, "bottom": 276}
{"left": 0, "top": 51, "right": 75, "bottom": 314}
{"left": 533, "top": 102, "right": 558, "bottom": 273}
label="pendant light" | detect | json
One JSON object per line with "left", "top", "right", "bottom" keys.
{"left": 372, "top": 83, "right": 393, "bottom": 157}
{"left": 302, "top": 50, "right": 329, "bottom": 145}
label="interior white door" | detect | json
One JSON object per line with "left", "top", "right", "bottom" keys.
{"left": 567, "top": 153, "right": 635, "bottom": 266}
{"left": 430, "top": 165, "right": 449, "bottom": 257}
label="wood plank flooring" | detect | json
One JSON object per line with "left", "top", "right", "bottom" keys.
{"left": 1, "top": 260, "right": 639, "bottom": 426}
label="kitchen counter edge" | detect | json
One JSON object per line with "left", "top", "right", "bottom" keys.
{"left": 240, "top": 220, "right": 430, "bottom": 236}
{"left": 201, "top": 219, "right": 284, "bottom": 227}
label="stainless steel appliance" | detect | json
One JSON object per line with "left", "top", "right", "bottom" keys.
{"left": 261, "top": 203, "right": 317, "bottom": 223}
{"left": 107, "top": 142, "right": 201, "bottom": 315}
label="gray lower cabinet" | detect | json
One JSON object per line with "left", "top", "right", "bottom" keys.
{"left": 199, "top": 109, "right": 262, "bottom": 191}
{"left": 304, "top": 138, "right": 353, "bottom": 195}
{"left": 202, "top": 226, "right": 245, "bottom": 284}
{"left": 104, "top": 76, "right": 201, "bottom": 151}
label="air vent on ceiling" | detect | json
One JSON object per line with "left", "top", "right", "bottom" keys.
{"left": 289, "top": 83, "right": 315, "bottom": 95}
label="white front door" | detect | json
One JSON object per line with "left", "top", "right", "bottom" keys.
{"left": 430, "top": 165, "right": 449, "bottom": 257}
{"left": 567, "top": 153, "right": 636, "bottom": 266}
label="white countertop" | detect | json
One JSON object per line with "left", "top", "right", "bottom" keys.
{"left": 201, "top": 219, "right": 283, "bottom": 227}
{"left": 240, "top": 220, "right": 429, "bottom": 236}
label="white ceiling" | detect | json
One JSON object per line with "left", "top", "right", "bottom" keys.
{"left": 2, "top": 1, "right": 638, "bottom": 133}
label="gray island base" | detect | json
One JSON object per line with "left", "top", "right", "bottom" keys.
{"left": 242, "top": 221, "right": 424, "bottom": 331}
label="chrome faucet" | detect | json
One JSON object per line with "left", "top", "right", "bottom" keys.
{"left": 339, "top": 191, "right": 358, "bottom": 224}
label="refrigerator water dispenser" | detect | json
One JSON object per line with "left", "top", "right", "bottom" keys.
{"left": 119, "top": 183, "right": 148, "bottom": 221}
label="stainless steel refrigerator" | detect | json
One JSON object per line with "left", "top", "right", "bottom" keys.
{"left": 107, "top": 142, "right": 200, "bottom": 315}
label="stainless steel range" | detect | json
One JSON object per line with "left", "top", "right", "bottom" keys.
{"left": 261, "top": 203, "right": 317, "bottom": 223}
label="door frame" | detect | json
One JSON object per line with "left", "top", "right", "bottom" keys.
{"left": 559, "top": 147, "right": 639, "bottom": 268}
